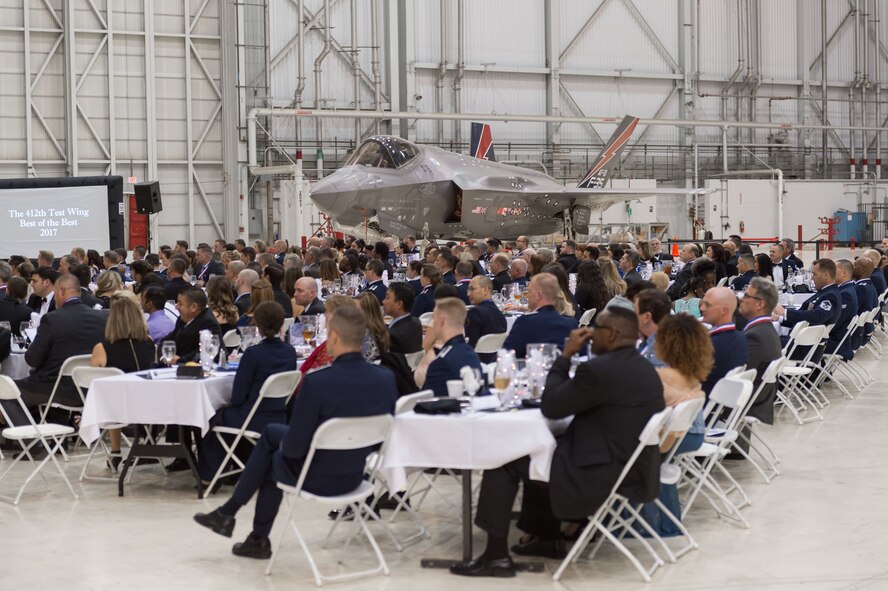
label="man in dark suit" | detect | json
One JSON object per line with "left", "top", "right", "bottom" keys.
{"left": 666, "top": 243, "right": 701, "bottom": 301}
{"left": 293, "top": 277, "right": 325, "bottom": 317}
{"left": 649, "top": 237, "right": 674, "bottom": 263}
{"left": 738, "top": 278, "right": 782, "bottom": 423}
{"left": 0, "top": 277, "right": 35, "bottom": 336}
{"left": 233, "top": 269, "right": 259, "bottom": 315}
{"left": 192, "top": 245, "right": 225, "bottom": 286}
{"left": 466, "top": 276, "right": 507, "bottom": 362}
{"left": 619, "top": 250, "right": 643, "bottom": 287}
{"left": 771, "top": 259, "right": 841, "bottom": 364}
{"left": 164, "top": 258, "right": 191, "bottom": 303}
{"left": 769, "top": 242, "right": 800, "bottom": 290}
{"left": 852, "top": 257, "right": 879, "bottom": 346}
{"left": 700, "top": 287, "right": 749, "bottom": 396}
{"left": 451, "top": 308, "right": 664, "bottom": 576}
{"left": 729, "top": 254, "right": 757, "bottom": 291}
{"left": 262, "top": 263, "right": 293, "bottom": 317}
{"left": 556, "top": 240, "right": 580, "bottom": 273}
{"left": 829, "top": 259, "right": 859, "bottom": 359}
{"left": 360, "top": 259, "right": 387, "bottom": 304}
{"left": 503, "top": 273, "right": 578, "bottom": 358}
{"left": 489, "top": 254, "right": 512, "bottom": 293}
{"left": 194, "top": 307, "right": 397, "bottom": 558}
{"left": 1, "top": 274, "right": 107, "bottom": 426}
{"left": 781, "top": 238, "right": 804, "bottom": 269}
{"left": 383, "top": 282, "right": 422, "bottom": 354}
{"left": 454, "top": 261, "right": 473, "bottom": 304}
{"left": 166, "top": 288, "right": 221, "bottom": 364}
{"left": 407, "top": 260, "right": 424, "bottom": 296}
{"left": 68, "top": 263, "right": 102, "bottom": 308}
{"left": 27, "top": 266, "right": 58, "bottom": 316}
{"left": 508, "top": 259, "right": 529, "bottom": 289}
{"left": 415, "top": 297, "right": 482, "bottom": 398}
{"left": 0, "top": 260, "right": 11, "bottom": 297}
{"left": 437, "top": 251, "right": 457, "bottom": 285}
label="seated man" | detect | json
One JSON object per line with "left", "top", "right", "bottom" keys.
{"left": 489, "top": 254, "right": 512, "bottom": 293}
{"left": 194, "top": 307, "right": 397, "bottom": 558}
{"left": 166, "top": 288, "right": 221, "bottom": 363}
{"left": 633, "top": 288, "right": 671, "bottom": 367}
{"left": 738, "top": 278, "right": 782, "bottom": 423}
{"left": 293, "top": 277, "right": 325, "bottom": 317}
{"left": 852, "top": 257, "right": 879, "bottom": 346}
{"left": 700, "top": 286, "right": 748, "bottom": 396}
{"left": 233, "top": 268, "right": 259, "bottom": 315}
{"left": 27, "top": 266, "right": 58, "bottom": 316}
{"left": 465, "top": 275, "right": 507, "bottom": 362}
{"left": 141, "top": 286, "right": 176, "bottom": 344}
{"left": 729, "top": 254, "right": 757, "bottom": 291}
{"left": 831, "top": 259, "right": 859, "bottom": 359}
{"left": 164, "top": 258, "right": 191, "bottom": 303}
{"left": 771, "top": 259, "right": 841, "bottom": 361}
{"left": 263, "top": 263, "right": 294, "bottom": 317}
{"left": 197, "top": 302, "right": 298, "bottom": 484}
{"left": 454, "top": 261, "right": 473, "bottom": 304}
{"left": 503, "top": 273, "right": 578, "bottom": 358}
{"left": 361, "top": 259, "right": 387, "bottom": 304}
{"left": 383, "top": 282, "right": 422, "bottom": 354}
{"left": 414, "top": 297, "right": 482, "bottom": 398}
{"left": 1, "top": 274, "right": 107, "bottom": 426}
{"left": 508, "top": 258, "right": 529, "bottom": 289}
{"left": 450, "top": 309, "right": 664, "bottom": 577}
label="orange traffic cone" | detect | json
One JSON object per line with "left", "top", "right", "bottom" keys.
{"left": 670, "top": 237, "right": 679, "bottom": 257}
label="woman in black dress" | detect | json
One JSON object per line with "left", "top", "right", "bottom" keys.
{"left": 574, "top": 260, "right": 609, "bottom": 321}
{"left": 90, "top": 294, "right": 156, "bottom": 468}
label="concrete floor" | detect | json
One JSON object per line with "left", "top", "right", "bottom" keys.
{"left": 2, "top": 346, "right": 887, "bottom": 590}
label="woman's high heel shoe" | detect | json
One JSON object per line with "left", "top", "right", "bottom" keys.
{"left": 107, "top": 453, "right": 123, "bottom": 472}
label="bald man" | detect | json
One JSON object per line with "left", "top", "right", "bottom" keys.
{"left": 508, "top": 258, "right": 528, "bottom": 288}
{"left": 502, "top": 273, "right": 578, "bottom": 358}
{"left": 234, "top": 269, "right": 259, "bottom": 315}
{"left": 863, "top": 249, "right": 887, "bottom": 296}
{"left": 294, "top": 277, "right": 325, "bottom": 316}
{"left": 853, "top": 256, "right": 880, "bottom": 345}
{"left": 699, "top": 286, "right": 748, "bottom": 396}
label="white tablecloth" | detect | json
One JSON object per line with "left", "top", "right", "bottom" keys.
{"left": 380, "top": 404, "right": 570, "bottom": 491}
{"left": 79, "top": 371, "right": 235, "bottom": 445}
{"left": 1, "top": 352, "right": 30, "bottom": 380}
{"left": 505, "top": 314, "right": 521, "bottom": 333}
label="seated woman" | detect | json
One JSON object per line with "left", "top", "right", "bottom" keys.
{"left": 639, "top": 313, "right": 713, "bottom": 536}
{"left": 197, "top": 301, "right": 298, "bottom": 486}
{"left": 237, "top": 280, "right": 274, "bottom": 327}
{"left": 90, "top": 294, "right": 157, "bottom": 469}
{"left": 94, "top": 270, "right": 123, "bottom": 308}
{"left": 356, "top": 292, "right": 418, "bottom": 395}
{"left": 673, "top": 276, "right": 705, "bottom": 318}
{"left": 207, "top": 275, "right": 239, "bottom": 334}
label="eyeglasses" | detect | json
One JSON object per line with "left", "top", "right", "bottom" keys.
{"left": 740, "top": 293, "right": 764, "bottom": 302}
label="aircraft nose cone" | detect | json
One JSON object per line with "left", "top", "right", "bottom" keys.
{"left": 312, "top": 176, "right": 339, "bottom": 197}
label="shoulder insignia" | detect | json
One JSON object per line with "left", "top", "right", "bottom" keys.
{"left": 819, "top": 300, "right": 833, "bottom": 311}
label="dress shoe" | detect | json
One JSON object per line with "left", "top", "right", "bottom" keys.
{"left": 165, "top": 458, "right": 191, "bottom": 472}
{"left": 328, "top": 505, "right": 355, "bottom": 521}
{"left": 449, "top": 556, "right": 516, "bottom": 578}
{"left": 106, "top": 454, "right": 123, "bottom": 472}
{"left": 511, "top": 537, "right": 566, "bottom": 559}
{"left": 376, "top": 493, "right": 411, "bottom": 511}
{"left": 232, "top": 535, "right": 272, "bottom": 559}
{"left": 193, "top": 508, "right": 235, "bottom": 538}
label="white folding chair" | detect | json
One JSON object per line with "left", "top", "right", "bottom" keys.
{"left": 716, "top": 276, "right": 729, "bottom": 287}
{"left": 203, "top": 370, "right": 302, "bottom": 498}
{"left": 777, "top": 325, "right": 829, "bottom": 424}
{"left": 812, "top": 314, "right": 860, "bottom": 400}
{"left": 266, "top": 414, "right": 394, "bottom": 586}
{"left": 676, "top": 375, "right": 754, "bottom": 528}
{"left": 552, "top": 408, "right": 673, "bottom": 583}
{"left": 222, "top": 329, "right": 241, "bottom": 349}
{"left": 39, "top": 354, "right": 93, "bottom": 423}
{"left": 578, "top": 308, "right": 597, "bottom": 327}
{"left": 617, "top": 398, "right": 706, "bottom": 564}
{"left": 404, "top": 351, "right": 424, "bottom": 371}
{"left": 734, "top": 357, "right": 785, "bottom": 483}
{"left": 473, "top": 332, "right": 507, "bottom": 354}
{"left": 0, "top": 375, "right": 78, "bottom": 505}
{"left": 71, "top": 366, "right": 126, "bottom": 481}
{"left": 418, "top": 312, "right": 434, "bottom": 325}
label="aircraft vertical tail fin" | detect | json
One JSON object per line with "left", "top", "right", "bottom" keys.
{"left": 469, "top": 122, "right": 496, "bottom": 162}
{"left": 576, "top": 115, "right": 640, "bottom": 188}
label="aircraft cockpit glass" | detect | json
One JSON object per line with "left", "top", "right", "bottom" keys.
{"left": 348, "top": 137, "right": 419, "bottom": 169}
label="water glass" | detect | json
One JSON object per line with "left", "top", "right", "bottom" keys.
{"left": 239, "top": 326, "right": 259, "bottom": 350}
{"left": 161, "top": 340, "right": 177, "bottom": 366}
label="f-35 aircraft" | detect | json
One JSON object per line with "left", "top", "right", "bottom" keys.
{"left": 310, "top": 116, "right": 710, "bottom": 239}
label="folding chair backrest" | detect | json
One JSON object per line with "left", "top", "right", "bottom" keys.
{"left": 759, "top": 357, "right": 785, "bottom": 384}
{"left": 222, "top": 329, "right": 241, "bottom": 349}
{"left": 705, "top": 376, "right": 754, "bottom": 430}
{"left": 578, "top": 308, "right": 597, "bottom": 327}
{"left": 716, "top": 276, "right": 729, "bottom": 287}
{"left": 865, "top": 307, "right": 880, "bottom": 323}
{"left": 419, "top": 312, "right": 434, "bottom": 325}
{"left": 666, "top": 397, "right": 706, "bottom": 434}
{"left": 258, "top": 370, "right": 302, "bottom": 400}
{"left": 293, "top": 414, "right": 394, "bottom": 495}
{"left": 404, "top": 351, "right": 424, "bottom": 370}
{"left": 725, "top": 365, "right": 749, "bottom": 379}
{"left": 71, "top": 367, "right": 123, "bottom": 390}
{"left": 395, "top": 390, "right": 434, "bottom": 415}
{"left": 602, "top": 408, "right": 672, "bottom": 503}
{"left": 58, "top": 354, "right": 94, "bottom": 378}
{"left": 0, "top": 375, "right": 35, "bottom": 428}
{"left": 474, "top": 332, "right": 507, "bottom": 354}
{"left": 857, "top": 313, "right": 870, "bottom": 329}
{"left": 785, "top": 321, "right": 809, "bottom": 341}
{"left": 791, "top": 324, "right": 829, "bottom": 348}
{"left": 731, "top": 368, "right": 757, "bottom": 382}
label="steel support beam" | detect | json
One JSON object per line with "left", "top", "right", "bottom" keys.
{"left": 544, "top": 0, "right": 561, "bottom": 145}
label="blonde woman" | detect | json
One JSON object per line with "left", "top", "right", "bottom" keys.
{"left": 91, "top": 295, "right": 156, "bottom": 469}
{"left": 94, "top": 270, "right": 123, "bottom": 308}
{"left": 599, "top": 258, "right": 627, "bottom": 300}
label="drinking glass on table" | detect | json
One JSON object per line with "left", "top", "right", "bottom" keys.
{"left": 161, "top": 340, "right": 177, "bottom": 366}
{"left": 239, "top": 326, "right": 259, "bottom": 351}
{"left": 301, "top": 316, "right": 318, "bottom": 347}
{"left": 511, "top": 285, "right": 523, "bottom": 304}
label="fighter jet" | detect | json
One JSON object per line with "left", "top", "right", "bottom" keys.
{"left": 310, "top": 116, "right": 711, "bottom": 239}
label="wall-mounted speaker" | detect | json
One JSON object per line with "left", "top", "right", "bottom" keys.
{"left": 134, "top": 181, "right": 163, "bottom": 214}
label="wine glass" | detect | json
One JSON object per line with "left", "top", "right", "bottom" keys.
{"left": 239, "top": 326, "right": 259, "bottom": 351}
{"left": 493, "top": 359, "right": 512, "bottom": 408}
{"left": 512, "top": 285, "right": 523, "bottom": 304}
{"left": 302, "top": 316, "right": 318, "bottom": 347}
{"left": 202, "top": 335, "right": 220, "bottom": 371}
{"left": 161, "top": 340, "right": 177, "bottom": 366}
